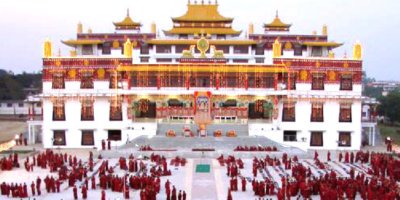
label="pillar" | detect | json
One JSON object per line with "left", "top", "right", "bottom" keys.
{"left": 372, "top": 126, "right": 376, "bottom": 146}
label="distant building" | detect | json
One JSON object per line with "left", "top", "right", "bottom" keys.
{"left": 368, "top": 81, "right": 400, "bottom": 96}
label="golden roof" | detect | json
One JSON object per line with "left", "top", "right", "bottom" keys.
{"left": 164, "top": 27, "right": 241, "bottom": 35}
{"left": 147, "top": 39, "right": 256, "bottom": 45}
{"left": 172, "top": 3, "right": 233, "bottom": 22}
{"left": 113, "top": 9, "right": 141, "bottom": 28}
{"left": 264, "top": 11, "right": 291, "bottom": 28}
{"left": 302, "top": 41, "right": 343, "bottom": 48}
{"left": 62, "top": 39, "right": 104, "bottom": 47}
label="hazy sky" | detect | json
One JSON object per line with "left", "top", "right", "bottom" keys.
{"left": 0, "top": 0, "right": 399, "bottom": 81}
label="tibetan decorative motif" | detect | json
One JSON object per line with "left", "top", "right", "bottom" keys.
{"left": 343, "top": 62, "right": 349, "bottom": 68}
{"left": 55, "top": 60, "right": 62, "bottom": 67}
{"left": 112, "top": 40, "right": 120, "bottom": 48}
{"left": 328, "top": 71, "right": 336, "bottom": 81}
{"left": 68, "top": 69, "right": 77, "bottom": 79}
{"left": 132, "top": 40, "right": 138, "bottom": 48}
{"left": 284, "top": 42, "right": 292, "bottom": 50}
{"left": 84, "top": 60, "right": 90, "bottom": 66}
{"left": 315, "top": 61, "right": 321, "bottom": 68}
{"left": 97, "top": 68, "right": 105, "bottom": 79}
{"left": 300, "top": 70, "right": 308, "bottom": 81}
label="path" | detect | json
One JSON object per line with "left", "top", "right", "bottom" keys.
{"left": 191, "top": 158, "right": 218, "bottom": 200}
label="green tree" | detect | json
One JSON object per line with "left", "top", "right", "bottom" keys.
{"left": 378, "top": 90, "right": 400, "bottom": 124}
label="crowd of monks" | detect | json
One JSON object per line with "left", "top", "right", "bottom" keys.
{"left": 234, "top": 146, "right": 278, "bottom": 152}
{"left": 223, "top": 150, "right": 400, "bottom": 200}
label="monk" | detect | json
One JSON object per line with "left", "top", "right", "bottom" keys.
{"left": 73, "top": 185, "right": 78, "bottom": 200}
{"left": 101, "top": 190, "right": 106, "bottom": 200}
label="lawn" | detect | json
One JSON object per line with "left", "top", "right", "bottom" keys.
{"left": 379, "top": 124, "right": 400, "bottom": 145}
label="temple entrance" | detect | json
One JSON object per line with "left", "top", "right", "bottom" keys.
{"left": 194, "top": 91, "right": 212, "bottom": 137}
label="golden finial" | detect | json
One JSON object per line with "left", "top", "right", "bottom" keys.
{"left": 312, "top": 30, "right": 317, "bottom": 35}
{"left": 353, "top": 41, "right": 362, "bottom": 60}
{"left": 151, "top": 22, "right": 157, "bottom": 34}
{"left": 43, "top": 39, "right": 52, "bottom": 58}
{"left": 77, "top": 22, "right": 83, "bottom": 34}
{"left": 322, "top": 24, "right": 328, "bottom": 36}
{"left": 328, "top": 51, "right": 335, "bottom": 58}
{"left": 88, "top": 28, "right": 92, "bottom": 34}
{"left": 124, "top": 39, "right": 132, "bottom": 58}
{"left": 272, "top": 39, "right": 282, "bottom": 58}
{"left": 248, "top": 23, "right": 254, "bottom": 35}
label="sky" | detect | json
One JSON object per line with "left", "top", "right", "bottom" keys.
{"left": 0, "top": 0, "right": 399, "bottom": 81}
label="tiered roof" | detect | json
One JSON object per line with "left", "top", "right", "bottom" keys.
{"left": 264, "top": 11, "right": 291, "bottom": 32}
{"left": 164, "top": 1, "right": 241, "bottom": 36}
{"left": 113, "top": 9, "right": 142, "bottom": 30}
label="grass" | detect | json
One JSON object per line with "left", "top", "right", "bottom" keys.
{"left": 378, "top": 124, "right": 400, "bottom": 145}
{"left": 195, "top": 164, "right": 211, "bottom": 173}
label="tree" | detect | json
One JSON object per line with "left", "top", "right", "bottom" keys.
{"left": 378, "top": 90, "right": 400, "bottom": 124}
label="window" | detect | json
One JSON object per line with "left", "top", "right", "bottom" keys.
{"left": 282, "top": 103, "right": 296, "bottom": 122}
{"left": 264, "top": 76, "right": 274, "bottom": 88}
{"left": 82, "top": 45, "right": 93, "bottom": 55}
{"left": 80, "top": 71, "right": 94, "bottom": 89}
{"left": 53, "top": 100, "right": 65, "bottom": 121}
{"left": 311, "top": 74, "right": 324, "bottom": 90}
{"left": 311, "top": 103, "right": 324, "bottom": 122}
{"left": 175, "top": 45, "right": 190, "bottom": 53}
{"left": 339, "top": 104, "right": 352, "bottom": 122}
{"left": 7, "top": 103, "right": 12, "bottom": 108}
{"left": 81, "top": 98, "right": 94, "bottom": 121}
{"left": 214, "top": 45, "right": 229, "bottom": 54}
{"left": 156, "top": 45, "right": 171, "bottom": 53}
{"left": 108, "top": 130, "right": 122, "bottom": 141}
{"left": 140, "top": 57, "right": 150, "bottom": 63}
{"left": 18, "top": 103, "right": 24, "bottom": 107}
{"left": 255, "top": 46, "right": 264, "bottom": 55}
{"left": 102, "top": 42, "right": 111, "bottom": 55}
{"left": 311, "top": 47, "right": 322, "bottom": 57}
{"left": 232, "top": 59, "right": 248, "bottom": 63}
{"left": 338, "top": 132, "right": 351, "bottom": 147}
{"left": 81, "top": 130, "right": 94, "bottom": 146}
{"left": 156, "top": 58, "right": 172, "bottom": 63}
{"left": 294, "top": 44, "right": 303, "bottom": 56}
{"left": 140, "top": 46, "right": 149, "bottom": 54}
{"left": 52, "top": 73, "right": 65, "bottom": 89}
{"left": 255, "top": 58, "right": 264, "bottom": 63}
{"left": 53, "top": 130, "right": 66, "bottom": 146}
{"left": 109, "top": 73, "right": 121, "bottom": 89}
{"left": 179, "top": 34, "right": 188, "bottom": 39}
{"left": 216, "top": 35, "right": 226, "bottom": 40}
{"left": 36, "top": 102, "right": 42, "bottom": 107}
{"left": 283, "top": 131, "right": 297, "bottom": 142}
{"left": 233, "top": 46, "right": 249, "bottom": 54}
{"left": 310, "top": 131, "right": 323, "bottom": 146}
{"left": 110, "top": 99, "right": 122, "bottom": 121}
{"left": 340, "top": 75, "right": 353, "bottom": 90}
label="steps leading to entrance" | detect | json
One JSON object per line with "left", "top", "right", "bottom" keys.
{"left": 156, "top": 123, "right": 249, "bottom": 136}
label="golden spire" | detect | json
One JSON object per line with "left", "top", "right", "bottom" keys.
{"left": 88, "top": 28, "right": 92, "bottom": 34}
{"left": 328, "top": 50, "right": 335, "bottom": 58}
{"left": 322, "top": 24, "right": 328, "bottom": 36}
{"left": 124, "top": 39, "right": 132, "bottom": 58}
{"left": 353, "top": 41, "right": 362, "bottom": 60}
{"left": 151, "top": 22, "right": 157, "bottom": 34}
{"left": 272, "top": 39, "right": 281, "bottom": 58}
{"left": 77, "top": 22, "right": 83, "bottom": 34}
{"left": 43, "top": 39, "right": 52, "bottom": 58}
{"left": 248, "top": 23, "right": 254, "bottom": 35}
